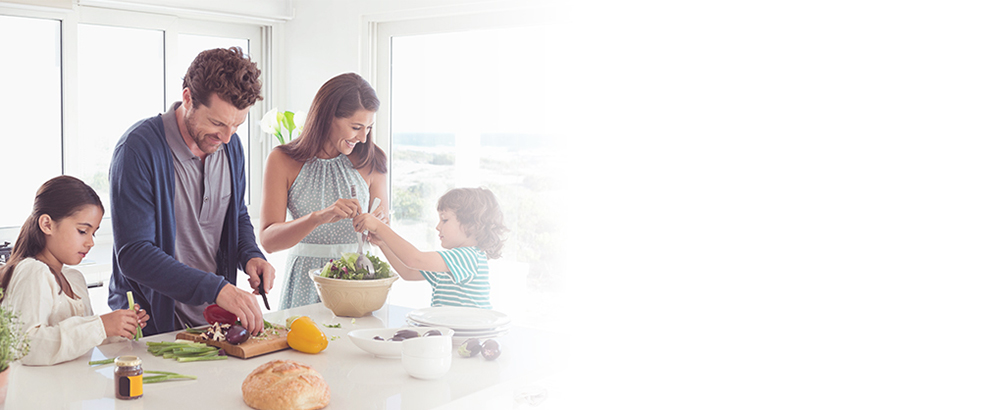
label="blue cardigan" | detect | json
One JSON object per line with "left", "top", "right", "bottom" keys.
{"left": 107, "top": 114, "right": 265, "bottom": 336}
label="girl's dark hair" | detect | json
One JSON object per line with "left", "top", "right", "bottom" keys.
{"left": 0, "top": 176, "right": 104, "bottom": 301}
{"left": 278, "top": 73, "right": 387, "bottom": 174}
{"left": 437, "top": 187, "right": 508, "bottom": 259}
{"left": 183, "top": 46, "right": 263, "bottom": 110}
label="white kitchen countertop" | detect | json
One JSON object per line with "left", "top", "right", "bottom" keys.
{"left": 4, "top": 303, "right": 567, "bottom": 409}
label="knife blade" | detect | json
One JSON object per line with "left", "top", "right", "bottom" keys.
{"left": 258, "top": 274, "right": 270, "bottom": 310}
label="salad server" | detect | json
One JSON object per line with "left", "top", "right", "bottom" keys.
{"left": 351, "top": 186, "right": 375, "bottom": 277}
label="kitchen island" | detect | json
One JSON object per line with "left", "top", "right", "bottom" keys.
{"left": 4, "top": 303, "right": 565, "bottom": 409}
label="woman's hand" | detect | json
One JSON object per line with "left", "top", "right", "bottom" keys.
{"left": 313, "top": 198, "right": 361, "bottom": 225}
{"left": 100, "top": 309, "right": 141, "bottom": 339}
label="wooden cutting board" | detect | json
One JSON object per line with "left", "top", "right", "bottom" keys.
{"left": 175, "top": 326, "right": 290, "bottom": 359}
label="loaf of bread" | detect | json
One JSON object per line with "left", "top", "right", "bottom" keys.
{"left": 242, "top": 360, "right": 331, "bottom": 410}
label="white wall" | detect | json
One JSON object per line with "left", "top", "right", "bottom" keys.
{"left": 280, "top": 0, "right": 543, "bottom": 116}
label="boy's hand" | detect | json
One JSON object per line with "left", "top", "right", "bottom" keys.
{"left": 353, "top": 213, "right": 381, "bottom": 235}
{"left": 365, "top": 231, "right": 384, "bottom": 246}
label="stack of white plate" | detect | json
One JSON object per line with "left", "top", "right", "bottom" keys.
{"left": 406, "top": 307, "right": 511, "bottom": 342}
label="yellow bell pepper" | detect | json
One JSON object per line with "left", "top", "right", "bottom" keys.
{"left": 287, "top": 316, "right": 328, "bottom": 354}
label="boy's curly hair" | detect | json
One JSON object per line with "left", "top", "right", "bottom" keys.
{"left": 437, "top": 187, "right": 508, "bottom": 259}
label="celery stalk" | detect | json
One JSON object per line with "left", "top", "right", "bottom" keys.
{"left": 126, "top": 291, "right": 143, "bottom": 340}
{"left": 88, "top": 358, "right": 114, "bottom": 366}
{"left": 176, "top": 355, "right": 228, "bottom": 362}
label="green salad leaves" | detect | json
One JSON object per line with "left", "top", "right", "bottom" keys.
{"left": 320, "top": 252, "right": 392, "bottom": 280}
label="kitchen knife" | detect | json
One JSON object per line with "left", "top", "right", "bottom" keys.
{"left": 258, "top": 274, "right": 270, "bottom": 310}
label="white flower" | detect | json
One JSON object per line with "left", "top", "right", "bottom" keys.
{"left": 293, "top": 110, "right": 307, "bottom": 132}
{"left": 261, "top": 108, "right": 279, "bottom": 134}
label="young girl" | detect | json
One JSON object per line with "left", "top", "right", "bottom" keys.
{"left": 353, "top": 187, "right": 507, "bottom": 309}
{"left": 0, "top": 175, "right": 149, "bottom": 366}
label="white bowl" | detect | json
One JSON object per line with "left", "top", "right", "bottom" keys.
{"left": 348, "top": 327, "right": 453, "bottom": 359}
{"left": 402, "top": 331, "right": 453, "bottom": 358}
{"left": 402, "top": 353, "right": 451, "bottom": 380}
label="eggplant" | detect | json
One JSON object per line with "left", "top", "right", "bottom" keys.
{"left": 394, "top": 329, "right": 420, "bottom": 340}
{"left": 481, "top": 339, "right": 501, "bottom": 360}
{"left": 458, "top": 338, "right": 482, "bottom": 357}
{"left": 225, "top": 325, "right": 251, "bottom": 345}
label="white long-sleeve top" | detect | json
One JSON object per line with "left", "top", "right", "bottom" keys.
{"left": 1, "top": 258, "right": 112, "bottom": 366}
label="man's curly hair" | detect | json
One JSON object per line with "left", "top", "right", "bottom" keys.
{"left": 182, "top": 46, "right": 262, "bottom": 110}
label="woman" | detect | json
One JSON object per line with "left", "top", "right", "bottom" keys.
{"left": 260, "top": 73, "right": 388, "bottom": 309}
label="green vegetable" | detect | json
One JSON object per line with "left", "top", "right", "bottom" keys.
{"left": 320, "top": 253, "right": 392, "bottom": 280}
{"left": 176, "top": 355, "right": 228, "bottom": 362}
{"left": 286, "top": 316, "right": 303, "bottom": 330}
{"left": 0, "top": 289, "right": 30, "bottom": 372}
{"left": 88, "top": 358, "right": 114, "bottom": 366}
{"left": 146, "top": 341, "right": 227, "bottom": 362}
{"left": 144, "top": 370, "right": 197, "bottom": 383}
{"left": 126, "top": 291, "right": 143, "bottom": 341}
{"left": 323, "top": 323, "right": 341, "bottom": 328}
{"left": 91, "top": 361, "right": 197, "bottom": 382}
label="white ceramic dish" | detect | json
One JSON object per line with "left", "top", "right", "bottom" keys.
{"left": 402, "top": 331, "right": 452, "bottom": 358}
{"left": 406, "top": 319, "right": 510, "bottom": 335}
{"left": 406, "top": 320, "right": 509, "bottom": 345}
{"left": 402, "top": 353, "right": 452, "bottom": 380}
{"left": 406, "top": 306, "right": 511, "bottom": 330}
{"left": 348, "top": 326, "right": 453, "bottom": 359}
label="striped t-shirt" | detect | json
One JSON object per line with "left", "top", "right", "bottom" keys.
{"left": 419, "top": 247, "right": 491, "bottom": 309}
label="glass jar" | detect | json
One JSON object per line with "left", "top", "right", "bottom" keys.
{"left": 114, "top": 356, "right": 143, "bottom": 400}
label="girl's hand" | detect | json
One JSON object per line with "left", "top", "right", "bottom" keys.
{"left": 314, "top": 198, "right": 361, "bottom": 225}
{"left": 353, "top": 213, "right": 382, "bottom": 235}
{"left": 100, "top": 309, "right": 141, "bottom": 338}
{"left": 132, "top": 303, "right": 150, "bottom": 329}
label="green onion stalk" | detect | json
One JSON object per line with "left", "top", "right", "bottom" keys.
{"left": 88, "top": 360, "right": 196, "bottom": 383}
{"left": 146, "top": 341, "right": 227, "bottom": 362}
{"left": 126, "top": 291, "right": 143, "bottom": 341}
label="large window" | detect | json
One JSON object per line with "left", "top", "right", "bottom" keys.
{"left": 76, "top": 24, "right": 165, "bottom": 209}
{"left": 0, "top": 7, "right": 264, "bottom": 248}
{"left": 0, "top": 15, "right": 62, "bottom": 229}
{"left": 377, "top": 16, "right": 563, "bottom": 327}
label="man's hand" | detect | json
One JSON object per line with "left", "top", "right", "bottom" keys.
{"left": 215, "top": 283, "right": 264, "bottom": 335}
{"left": 245, "top": 257, "right": 275, "bottom": 294}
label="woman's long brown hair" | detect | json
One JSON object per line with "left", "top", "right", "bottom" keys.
{"left": 277, "top": 73, "right": 387, "bottom": 174}
{"left": 0, "top": 176, "right": 104, "bottom": 301}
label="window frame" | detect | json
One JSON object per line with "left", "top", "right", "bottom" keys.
{"left": 361, "top": 6, "right": 558, "bottom": 199}
{"left": 0, "top": 4, "right": 271, "bottom": 246}
{"left": 361, "top": 6, "right": 563, "bottom": 314}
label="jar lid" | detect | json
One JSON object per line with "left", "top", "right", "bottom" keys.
{"left": 114, "top": 355, "right": 142, "bottom": 367}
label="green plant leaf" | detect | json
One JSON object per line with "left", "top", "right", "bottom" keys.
{"left": 283, "top": 111, "right": 296, "bottom": 134}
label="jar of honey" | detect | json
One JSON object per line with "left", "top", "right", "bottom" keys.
{"left": 114, "top": 356, "right": 143, "bottom": 400}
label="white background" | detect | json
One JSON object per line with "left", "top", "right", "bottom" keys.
{"left": 4, "top": 0, "right": 986, "bottom": 408}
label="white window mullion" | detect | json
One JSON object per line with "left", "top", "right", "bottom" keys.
{"left": 61, "top": 12, "right": 78, "bottom": 177}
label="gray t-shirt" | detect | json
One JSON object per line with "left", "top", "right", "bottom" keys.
{"left": 162, "top": 102, "right": 231, "bottom": 327}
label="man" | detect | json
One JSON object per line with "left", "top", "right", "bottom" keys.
{"left": 107, "top": 47, "right": 275, "bottom": 336}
